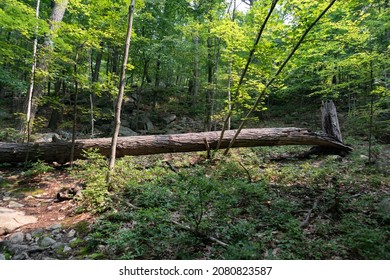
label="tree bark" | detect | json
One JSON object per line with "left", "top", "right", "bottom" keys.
{"left": 19, "top": 0, "right": 69, "bottom": 135}
{"left": 192, "top": 32, "right": 199, "bottom": 105}
{"left": 205, "top": 33, "right": 214, "bottom": 131}
{"left": 321, "top": 100, "right": 343, "bottom": 142}
{"left": 0, "top": 128, "right": 352, "bottom": 164}
{"left": 24, "top": 0, "right": 41, "bottom": 143}
{"left": 70, "top": 52, "right": 80, "bottom": 167}
{"left": 108, "top": 0, "right": 136, "bottom": 173}
{"left": 89, "top": 46, "right": 103, "bottom": 138}
{"left": 48, "top": 79, "right": 63, "bottom": 130}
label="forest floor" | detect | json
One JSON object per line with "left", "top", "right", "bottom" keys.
{"left": 0, "top": 141, "right": 389, "bottom": 260}
{"left": 0, "top": 168, "right": 92, "bottom": 234}
{"left": 0, "top": 100, "right": 389, "bottom": 260}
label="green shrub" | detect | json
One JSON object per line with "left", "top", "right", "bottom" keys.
{"left": 24, "top": 160, "right": 54, "bottom": 177}
{"left": 0, "top": 127, "right": 23, "bottom": 142}
{"left": 72, "top": 149, "right": 111, "bottom": 213}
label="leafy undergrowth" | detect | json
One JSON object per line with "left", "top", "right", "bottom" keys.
{"left": 70, "top": 142, "right": 389, "bottom": 260}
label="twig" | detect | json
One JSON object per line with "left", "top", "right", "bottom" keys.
{"left": 349, "top": 193, "right": 362, "bottom": 199}
{"left": 164, "top": 161, "right": 178, "bottom": 173}
{"left": 124, "top": 201, "right": 141, "bottom": 210}
{"left": 238, "top": 161, "right": 252, "bottom": 182}
{"left": 300, "top": 198, "right": 319, "bottom": 228}
{"left": 122, "top": 200, "right": 228, "bottom": 247}
{"left": 203, "top": 138, "right": 211, "bottom": 159}
{"left": 171, "top": 220, "right": 229, "bottom": 247}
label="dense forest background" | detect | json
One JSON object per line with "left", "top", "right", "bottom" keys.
{"left": 0, "top": 0, "right": 389, "bottom": 260}
{"left": 0, "top": 0, "right": 388, "bottom": 140}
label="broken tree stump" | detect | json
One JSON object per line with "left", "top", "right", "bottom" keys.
{"left": 304, "top": 100, "right": 348, "bottom": 157}
{"left": 321, "top": 100, "right": 343, "bottom": 142}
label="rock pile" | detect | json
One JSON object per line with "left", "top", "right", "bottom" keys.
{"left": 0, "top": 224, "right": 85, "bottom": 260}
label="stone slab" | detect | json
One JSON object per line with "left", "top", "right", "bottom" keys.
{"left": 0, "top": 207, "right": 37, "bottom": 235}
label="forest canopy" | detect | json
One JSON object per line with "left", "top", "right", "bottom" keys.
{"left": 0, "top": 0, "right": 388, "bottom": 143}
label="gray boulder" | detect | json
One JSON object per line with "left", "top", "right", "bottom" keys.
{"left": 7, "top": 244, "right": 29, "bottom": 255}
{"left": 130, "top": 115, "right": 154, "bottom": 131}
{"left": 40, "top": 237, "right": 56, "bottom": 247}
{"left": 9, "top": 232, "right": 24, "bottom": 244}
{"left": 33, "top": 133, "right": 61, "bottom": 143}
{"left": 119, "top": 126, "right": 139, "bottom": 136}
{"left": 8, "top": 201, "right": 24, "bottom": 208}
{"left": 47, "top": 223, "right": 62, "bottom": 231}
{"left": 67, "top": 229, "right": 76, "bottom": 238}
{"left": 63, "top": 245, "right": 72, "bottom": 253}
{"left": 162, "top": 114, "right": 177, "bottom": 125}
{"left": 12, "top": 252, "right": 29, "bottom": 260}
{"left": 0, "top": 207, "right": 37, "bottom": 234}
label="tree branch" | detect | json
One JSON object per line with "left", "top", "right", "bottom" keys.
{"left": 224, "top": 0, "right": 338, "bottom": 155}
{"left": 217, "top": 0, "right": 279, "bottom": 151}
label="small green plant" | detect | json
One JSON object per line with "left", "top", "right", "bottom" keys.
{"left": 70, "top": 238, "right": 85, "bottom": 249}
{"left": 2, "top": 251, "right": 12, "bottom": 260}
{"left": 338, "top": 214, "right": 390, "bottom": 259}
{"left": 175, "top": 167, "right": 219, "bottom": 232}
{"left": 100, "top": 208, "right": 175, "bottom": 259}
{"left": 75, "top": 140, "right": 389, "bottom": 260}
{"left": 72, "top": 149, "right": 111, "bottom": 213}
{"left": 0, "top": 127, "right": 23, "bottom": 142}
{"left": 73, "top": 221, "right": 90, "bottom": 237}
{"left": 24, "top": 160, "right": 54, "bottom": 177}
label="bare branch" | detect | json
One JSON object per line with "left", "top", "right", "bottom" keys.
{"left": 224, "top": 0, "right": 338, "bottom": 155}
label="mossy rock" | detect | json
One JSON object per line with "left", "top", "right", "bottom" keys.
{"left": 87, "top": 252, "right": 106, "bottom": 260}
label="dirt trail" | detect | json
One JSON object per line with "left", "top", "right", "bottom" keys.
{"left": 0, "top": 168, "right": 92, "bottom": 240}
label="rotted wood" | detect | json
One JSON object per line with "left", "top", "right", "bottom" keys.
{"left": 303, "top": 100, "right": 347, "bottom": 156}
{"left": 321, "top": 100, "right": 343, "bottom": 142}
{"left": 0, "top": 128, "right": 352, "bottom": 164}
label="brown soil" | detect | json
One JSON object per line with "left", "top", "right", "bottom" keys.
{"left": 0, "top": 168, "right": 94, "bottom": 239}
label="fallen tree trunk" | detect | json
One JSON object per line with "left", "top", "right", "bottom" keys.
{"left": 0, "top": 128, "right": 352, "bottom": 164}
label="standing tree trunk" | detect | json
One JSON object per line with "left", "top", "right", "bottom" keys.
{"left": 91, "top": 44, "right": 103, "bottom": 83}
{"left": 211, "top": 38, "right": 221, "bottom": 131}
{"left": 227, "top": 61, "right": 233, "bottom": 130}
{"left": 205, "top": 34, "right": 214, "bottom": 131}
{"left": 47, "top": 79, "right": 63, "bottom": 130}
{"left": 140, "top": 54, "right": 150, "bottom": 88}
{"left": 111, "top": 46, "right": 120, "bottom": 75}
{"left": 107, "top": 0, "right": 136, "bottom": 183}
{"left": 24, "top": 0, "right": 41, "bottom": 146}
{"left": 226, "top": 0, "right": 237, "bottom": 131}
{"left": 153, "top": 53, "right": 161, "bottom": 109}
{"left": 155, "top": 53, "right": 161, "bottom": 88}
{"left": 70, "top": 52, "right": 80, "bottom": 167}
{"left": 19, "top": 0, "right": 69, "bottom": 136}
{"left": 192, "top": 31, "right": 200, "bottom": 105}
{"left": 89, "top": 43, "right": 103, "bottom": 138}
